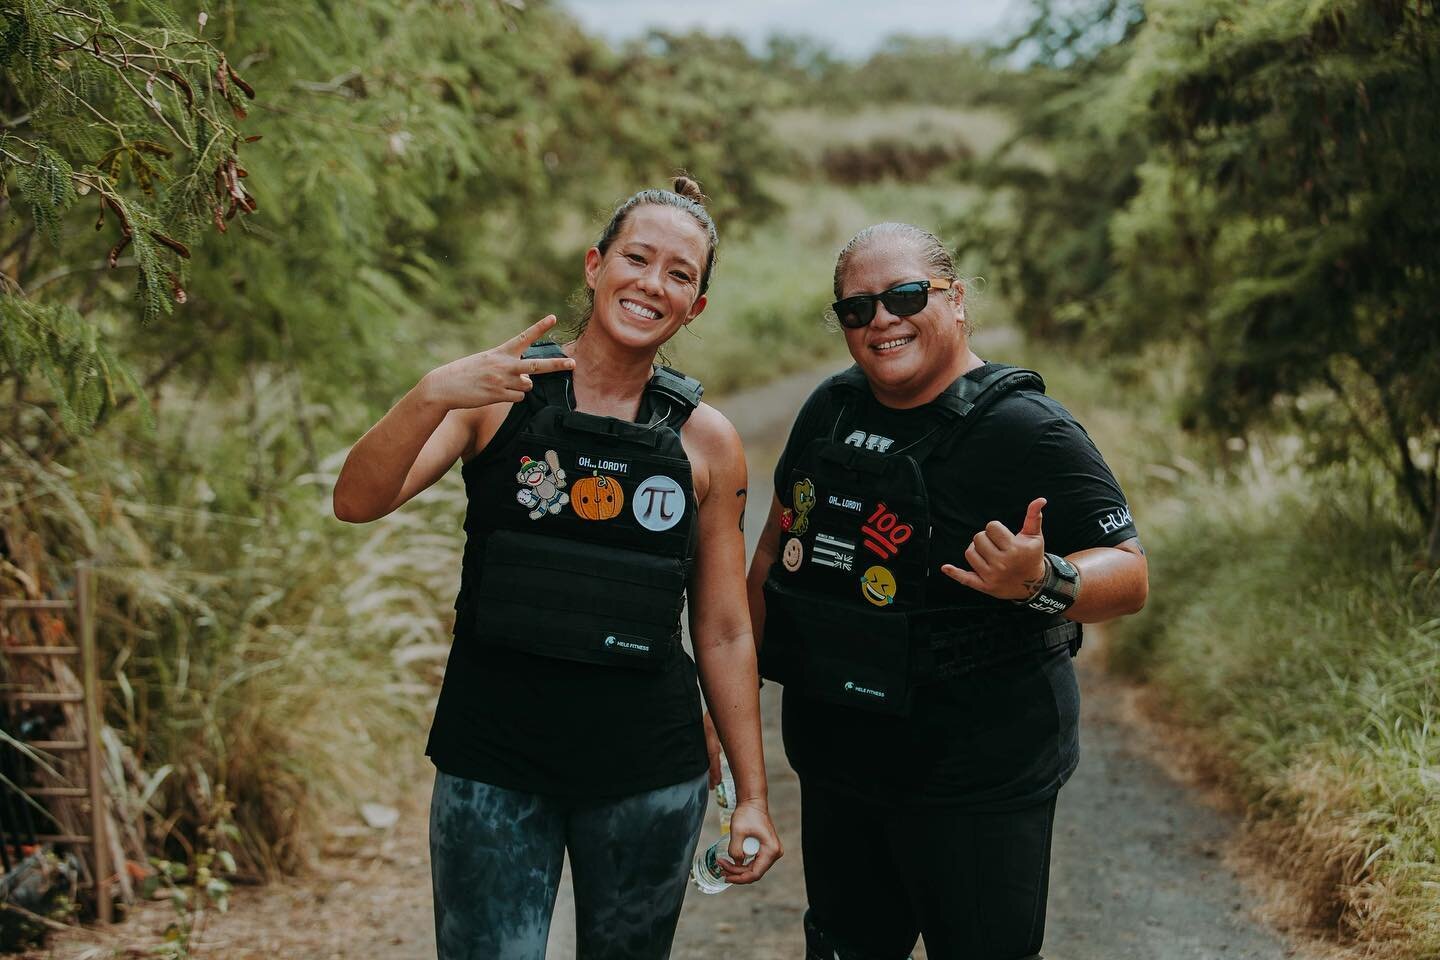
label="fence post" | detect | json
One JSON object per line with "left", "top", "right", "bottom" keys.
{"left": 76, "top": 562, "right": 111, "bottom": 924}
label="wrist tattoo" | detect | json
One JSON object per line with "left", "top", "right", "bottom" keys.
{"left": 1021, "top": 557, "right": 1050, "bottom": 600}
{"left": 736, "top": 488, "right": 747, "bottom": 532}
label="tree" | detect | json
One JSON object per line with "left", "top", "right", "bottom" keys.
{"left": 965, "top": 0, "right": 1440, "bottom": 559}
{"left": 1118, "top": 0, "right": 1440, "bottom": 558}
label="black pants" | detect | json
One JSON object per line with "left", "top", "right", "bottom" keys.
{"left": 801, "top": 779, "right": 1056, "bottom": 960}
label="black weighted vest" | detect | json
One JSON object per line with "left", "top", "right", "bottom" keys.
{"left": 759, "top": 364, "right": 1081, "bottom": 715}
{"left": 452, "top": 343, "right": 702, "bottom": 670}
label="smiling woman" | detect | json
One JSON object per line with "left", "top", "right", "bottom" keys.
{"left": 332, "top": 176, "right": 781, "bottom": 960}
{"left": 746, "top": 221, "right": 1147, "bottom": 958}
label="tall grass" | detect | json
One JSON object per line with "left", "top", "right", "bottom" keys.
{"left": 1107, "top": 455, "right": 1439, "bottom": 956}
{"left": 2, "top": 375, "right": 465, "bottom": 875}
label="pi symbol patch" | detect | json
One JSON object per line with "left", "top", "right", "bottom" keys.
{"left": 633, "top": 475, "right": 686, "bottom": 531}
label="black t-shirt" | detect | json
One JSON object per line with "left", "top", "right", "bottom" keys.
{"left": 772, "top": 363, "right": 1138, "bottom": 810}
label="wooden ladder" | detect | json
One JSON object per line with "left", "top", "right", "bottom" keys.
{"left": 1, "top": 563, "right": 113, "bottom": 923}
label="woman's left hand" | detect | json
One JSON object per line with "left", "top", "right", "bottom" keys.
{"left": 716, "top": 799, "right": 782, "bottom": 884}
{"left": 940, "top": 497, "right": 1049, "bottom": 601}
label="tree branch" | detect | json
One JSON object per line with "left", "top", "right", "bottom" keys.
{"left": 1369, "top": 369, "right": 1430, "bottom": 521}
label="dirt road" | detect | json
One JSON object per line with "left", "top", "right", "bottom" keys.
{"left": 32, "top": 358, "right": 1316, "bottom": 959}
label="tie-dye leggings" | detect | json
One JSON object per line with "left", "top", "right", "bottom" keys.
{"left": 429, "top": 769, "right": 709, "bottom": 960}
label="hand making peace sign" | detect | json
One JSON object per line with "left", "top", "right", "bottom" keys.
{"left": 423, "top": 314, "right": 576, "bottom": 411}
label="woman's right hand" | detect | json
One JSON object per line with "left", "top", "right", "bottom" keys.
{"left": 421, "top": 314, "right": 576, "bottom": 410}
{"left": 718, "top": 799, "right": 782, "bottom": 885}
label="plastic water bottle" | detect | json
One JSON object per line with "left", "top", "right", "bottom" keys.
{"left": 691, "top": 758, "right": 760, "bottom": 894}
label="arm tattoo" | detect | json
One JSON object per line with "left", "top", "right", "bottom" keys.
{"left": 737, "top": 488, "right": 747, "bottom": 532}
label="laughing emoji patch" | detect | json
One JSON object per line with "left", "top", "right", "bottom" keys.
{"left": 860, "top": 565, "right": 897, "bottom": 607}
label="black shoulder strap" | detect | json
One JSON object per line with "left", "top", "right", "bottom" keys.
{"left": 918, "top": 363, "right": 1045, "bottom": 462}
{"left": 823, "top": 365, "right": 873, "bottom": 441}
{"left": 939, "top": 363, "right": 1044, "bottom": 416}
{"left": 522, "top": 341, "right": 572, "bottom": 409}
{"left": 644, "top": 364, "right": 704, "bottom": 430}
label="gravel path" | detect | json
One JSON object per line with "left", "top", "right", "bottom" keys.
{"left": 30, "top": 357, "right": 1321, "bottom": 960}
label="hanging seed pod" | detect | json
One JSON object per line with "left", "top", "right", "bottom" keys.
{"left": 160, "top": 70, "right": 194, "bottom": 108}
{"left": 150, "top": 233, "right": 192, "bottom": 259}
{"left": 168, "top": 272, "right": 187, "bottom": 304}
{"left": 225, "top": 160, "right": 245, "bottom": 200}
{"left": 227, "top": 63, "right": 255, "bottom": 100}
{"left": 108, "top": 234, "right": 131, "bottom": 268}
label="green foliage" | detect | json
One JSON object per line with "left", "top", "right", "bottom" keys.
{"left": 962, "top": 0, "right": 1440, "bottom": 552}
{"left": 759, "top": 35, "right": 1004, "bottom": 111}
{"left": 1109, "top": 455, "right": 1440, "bottom": 954}
{"left": 12, "top": 144, "right": 76, "bottom": 246}
{"left": 0, "top": 295, "right": 146, "bottom": 434}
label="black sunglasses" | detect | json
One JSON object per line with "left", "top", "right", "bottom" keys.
{"left": 829, "top": 278, "right": 954, "bottom": 329}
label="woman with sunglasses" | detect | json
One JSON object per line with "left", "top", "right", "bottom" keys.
{"left": 334, "top": 177, "right": 780, "bottom": 960}
{"left": 747, "top": 222, "right": 1147, "bottom": 959}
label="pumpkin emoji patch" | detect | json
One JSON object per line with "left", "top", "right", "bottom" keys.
{"left": 572, "top": 472, "right": 625, "bottom": 521}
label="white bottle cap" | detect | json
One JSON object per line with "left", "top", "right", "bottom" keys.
{"left": 741, "top": 836, "right": 761, "bottom": 857}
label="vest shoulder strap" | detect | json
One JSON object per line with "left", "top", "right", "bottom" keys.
{"left": 522, "top": 341, "right": 568, "bottom": 361}
{"left": 645, "top": 365, "right": 704, "bottom": 430}
{"left": 939, "top": 363, "right": 1045, "bottom": 418}
{"left": 522, "top": 341, "right": 572, "bottom": 408}
{"left": 920, "top": 364, "right": 1045, "bottom": 462}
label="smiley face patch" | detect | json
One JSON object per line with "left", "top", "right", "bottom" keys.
{"left": 782, "top": 537, "right": 804, "bottom": 572}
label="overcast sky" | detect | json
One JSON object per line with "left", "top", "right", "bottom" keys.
{"left": 558, "top": 1, "right": 1026, "bottom": 59}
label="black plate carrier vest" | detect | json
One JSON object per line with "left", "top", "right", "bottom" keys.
{"left": 452, "top": 343, "right": 701, "bottom": 670}
{"left": 759, "top": 364, "right": 1081, "bottom": 715}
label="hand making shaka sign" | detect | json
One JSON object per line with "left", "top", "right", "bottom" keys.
{"left": 940, "top": 496, "right": 1051, "bottom": 601}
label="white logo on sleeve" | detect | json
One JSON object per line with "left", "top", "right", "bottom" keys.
{"left": 633, "top": 475, "right": 686, "bottom": 531}
{"left": 1099, "top": 506, "right": 1134, "bottom": 534}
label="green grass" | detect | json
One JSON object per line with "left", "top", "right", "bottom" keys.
{"left": 1107, "top": 459, "right": 1440, "bottom": 955}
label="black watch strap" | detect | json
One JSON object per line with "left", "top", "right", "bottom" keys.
{"left": 1018, "top": 553, "right": 1081, "bottom": 615}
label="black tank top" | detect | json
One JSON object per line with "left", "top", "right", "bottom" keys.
{"left": 426, "top": 348, "right": 709, "bottom": 797}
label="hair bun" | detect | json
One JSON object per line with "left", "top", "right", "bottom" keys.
{"left": 672, "top": 175, "right": 706, "bottom": 204}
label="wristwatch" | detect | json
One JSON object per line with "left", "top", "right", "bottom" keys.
{"left": 1017, "top": 553, "right": 1081, "bottom": 615}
